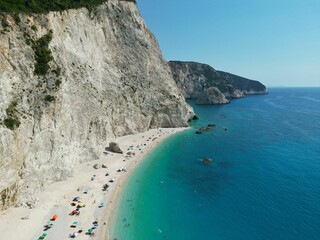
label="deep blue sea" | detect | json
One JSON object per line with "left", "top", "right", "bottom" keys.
{"left": 110, "top": 88, "right": 320, "bottom": 240}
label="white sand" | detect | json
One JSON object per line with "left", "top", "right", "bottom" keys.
{"left": 0, "top": 127, "right": 186, "bottom": 240}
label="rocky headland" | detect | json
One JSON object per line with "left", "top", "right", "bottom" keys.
{"left": 169, "top": 61, "right": 268, "bottom": 104}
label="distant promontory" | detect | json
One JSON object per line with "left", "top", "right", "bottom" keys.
{"left": 169, "top": 61, "right": 268, "bottom": 104}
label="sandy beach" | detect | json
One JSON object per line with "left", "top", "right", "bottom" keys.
{"left": 0, "top": 127, "right": 186, "bottom": 240}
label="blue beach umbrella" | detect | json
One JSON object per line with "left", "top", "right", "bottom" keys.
{"left": 73, "top": 197, "right": 80, "bottom": 201}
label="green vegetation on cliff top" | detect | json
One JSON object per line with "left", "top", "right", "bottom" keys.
{"left": 0, "top": 0, "right": 135, "bottom": 13}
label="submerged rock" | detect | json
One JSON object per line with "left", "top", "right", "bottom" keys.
{"left": 202, "top": 158, "right": 213, "bottom": 164}
{"left": 195, "top": 125, "right": 215, "bottom": 134}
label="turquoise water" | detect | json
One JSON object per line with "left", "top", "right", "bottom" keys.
{"left": 110, "top": 88, "right": 320, "bottom": 240}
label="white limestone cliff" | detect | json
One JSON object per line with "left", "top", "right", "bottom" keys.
{"left": 0, "top": 0, "right": 194, "bottom": 210}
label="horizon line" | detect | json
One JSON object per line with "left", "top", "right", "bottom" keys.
{"left": 266, "top": 86, "right": 320, "bottom": 88}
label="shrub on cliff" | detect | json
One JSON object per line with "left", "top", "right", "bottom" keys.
{"left": 44, "top": 95, "right": 55, "bottom": 102}
{"left": 32, "top": 30, "right": 53, "bottom": 75}
{"left": 3, "top": 102, "right": 20, "bottom": 130}
{"left": 3, "top": 118, "right": 20, "bottom": 130}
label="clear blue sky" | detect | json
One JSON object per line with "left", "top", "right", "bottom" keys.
{"left": 136, "top": 0, "right": 320, "bottom": 87}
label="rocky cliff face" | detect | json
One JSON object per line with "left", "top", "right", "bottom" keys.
{"left": 169, "top": 61, "right": 267, "bottom": 104}
{"left": 0, "top": 0, "right": 194, "bottom": 211}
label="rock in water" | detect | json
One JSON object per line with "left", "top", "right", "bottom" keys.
{"left": 193, "top": 115, "right": 199, "bottom": 120}
{"left": 202, "top": 158, "right": 213, "bottom": 164}
{"left": 109, "top": 142, "right": 123, "bottom": 154}
{"left": 195, "top": 125, "right": 215, "bottom": 134}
